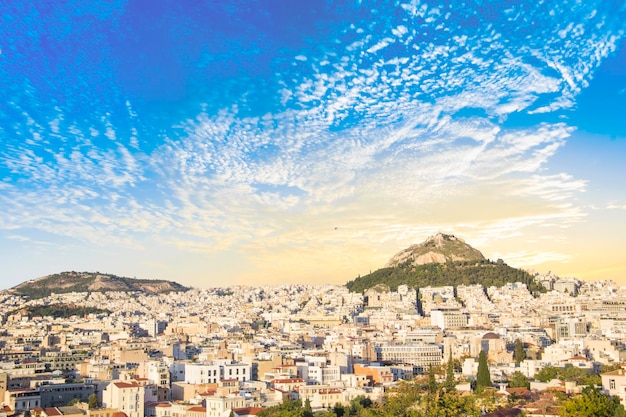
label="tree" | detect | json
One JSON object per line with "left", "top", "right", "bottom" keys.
{"left": 430, "top": 390, "right": 479, "bottom": 417}
{"left": 562, "top": 386, "right": 626, "bottom": 417}
{"left": 444, "top": 352, "right": 457, "bottom": 392}
{"left": 257, "top": 399, "right": 304, "bottom": 417}
{"left": 476, "top": 350, "right": 492, "bottom": 392}
{"left": 513, "top": 339, "right": 526, "bottom": 363}
{"left": 534, "top": 365, "right": 558, "bottom": 382}
{"left": 303, "top": 398, "right": 313, "bottom": 417}
{"left": 428, "top": 364, "right": 437, "bottom": 394}
{"left": 332, "top": 403, "right": 345, "bottom": 417}
{"left": 87, "top": 393, "right": 99, "bottom": 409}
{"left": 534, "top": 365, "right": 600, "bottom": 386}
{"left": 349, "top": 396, "right": 373, "bottom": 416}
{"left": 67, "top": 398, "right": 80, "bottom": 406}
{"left": 508, "top": 371, "right": 530, "bottom": 389}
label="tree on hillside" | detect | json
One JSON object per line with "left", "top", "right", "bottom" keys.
{"left": 431, "top": 390, "right": 479, "bottom": 417}
{"left": 257, "top": 399, "right": 303, "bottom": 417}
{"left": 534, "top": 365, "right": 558, "bottom": 382}
{"left": 513, "top": 339, "right": 526, "bottom": 363}
{"left": 303, "top": 398, "right": 313, "bottom": 417}
{"left": 476, "top": 350, "right": 492, "bottom": 392}
{"left": 534, "top": 365, "right": 600, "bottom": 386}
{"left": 87, "top": 393, "right": 99, "bottom": 409}
{"left": 562, "top": 386, "right": 626, "bottom": 417}
{"left": 508, "top": 371, "right": 530, "bottom": 389}
{"left": 444, "top": 352, "right": 456, "bottom": 392}
{"left": 428, "top": 364, "right": 438, "bottom": 394}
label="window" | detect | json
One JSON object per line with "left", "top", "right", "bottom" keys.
{"left": 610, "top": 379, "right": 616, "bottom": 390}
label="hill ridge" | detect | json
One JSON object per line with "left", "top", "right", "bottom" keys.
{"left": 347, "top": 233, "right": 544, "bottom": 294}
{"left": 8, "top": 271, "right": 189, "bottom": 299}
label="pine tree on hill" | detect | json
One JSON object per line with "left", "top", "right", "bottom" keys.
{"left": 514, "top": 338, "right": 526, "bottom": 363}
{"left": 428, "top": 365, "right": 437, "bottom": 394}
{"left": 303, "top": 398, "right": 313, "bottom": 417}
{"left": 476, "top": 350, "right": 492, "bottom": 392}
{"left": 444, "top": 352, "right": 456, "bottom": 392}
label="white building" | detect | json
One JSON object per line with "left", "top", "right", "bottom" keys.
{"left": 205, "top": 395, "right": 259, "bottom": 417}
{"left": 298, "top": 364, "right": 341, "bottom": 385}
{"left": 184, "top": 363, "right": 221, "bottom": 384}
{"left": 221, "top": 362, "right": 251, "bottom": 382}
{"left": 374, "top": 343, "right": 443, "bottom": 369}
{"left": 602, "top": 368, "right": 626, "bottom": 407}
{"left": 145, "top": 361, "right": 171, "bottom": 387}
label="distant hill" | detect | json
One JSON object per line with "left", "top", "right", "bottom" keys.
{"left": 7, "top": 271, "right": 189, "bottom": 299}
{"left": 346, "top": 233, "right": 544, "bottom": 294}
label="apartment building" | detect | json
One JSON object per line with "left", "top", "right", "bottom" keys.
{"left": 374, "top": 343, "right": 443, "bottom": 368}
{"left": 101, "top": 381, "right": 145, "bottom": 417}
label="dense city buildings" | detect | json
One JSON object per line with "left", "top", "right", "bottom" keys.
{"left": 2, "top": 275, "right": 626, "bottom": 416}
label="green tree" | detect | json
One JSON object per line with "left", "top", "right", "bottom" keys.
{"left": 534, "top": 365, "right": 559, "bottom": 382}
{"left": 600, "top": 363, "right": 624, "bottom": 374}
{"left": 513, "top": 339, "right": 526, "bottom": 363}
{"left": 444, "top": 353, "right": 457, "bottom": 392}
{"left": 560, "top": 365, "right": 600, "bottom": 386}
{"left": 428, "top": 365, "right": 437, "bottom": 394}
{"left": 476, "top": 350, "right": 492, "bottom": 392}
{"left": 562, "top": 386, "right": 626, "bottom": 417}
{"left": 349, "top": 396, "right": 374, "bottom": 416}
{"left": 534, "top": 365, "right": 600, "bottom": 386}
{"left": 257, "top": 399, "right": 304, "bottom": 417}
{"left": 508, "top": 371, "right": 530, "bottom": 389}
{"left": 87, "top": 393, "right": 99, "bottom": 409}
{"left": 67, "top": 398, "right": 80, "bottom": 406}
{"left": 430, "top": 390, "right": 479, "bottom": 417}
{"left": 303, "top": 398, "right": 313, "bottom": 417}
{"left": 332, "top": 403, "right": 345, "bottom": 417}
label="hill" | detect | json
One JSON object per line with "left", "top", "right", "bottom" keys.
{"left": 346, "top": 233, "right": 544, "bottom": 294}
{"left": 385, "top": 233, "right": 486, "bottom": 267}
{"left": 7, "top": 271, "right": 189, "bottom": 299}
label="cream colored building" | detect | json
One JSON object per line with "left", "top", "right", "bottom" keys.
{"left": 101, "top": 381, "right": 144, "bottom": 417}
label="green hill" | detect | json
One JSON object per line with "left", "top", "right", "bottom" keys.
{"left": 346, "top": 259, "right": 544, "bottom": 294}
{"left": 8, "top": 271, "right": 189, "bottom": 299}
{"left": 346, "top": 233, "right": 545, "bottom": 295}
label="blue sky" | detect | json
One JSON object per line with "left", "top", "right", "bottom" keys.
{"left": 1, "top": 0, "right": 626, "bottom": 290}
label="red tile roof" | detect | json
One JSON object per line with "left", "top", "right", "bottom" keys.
{"left": 114, "top": 382, "right": 140, "bottom": 389}
{"left": 187, "top": 407, "right": 206, "bottom": 412}
{"left": 233, "top": 407, "right": 264, "bottom": 416}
